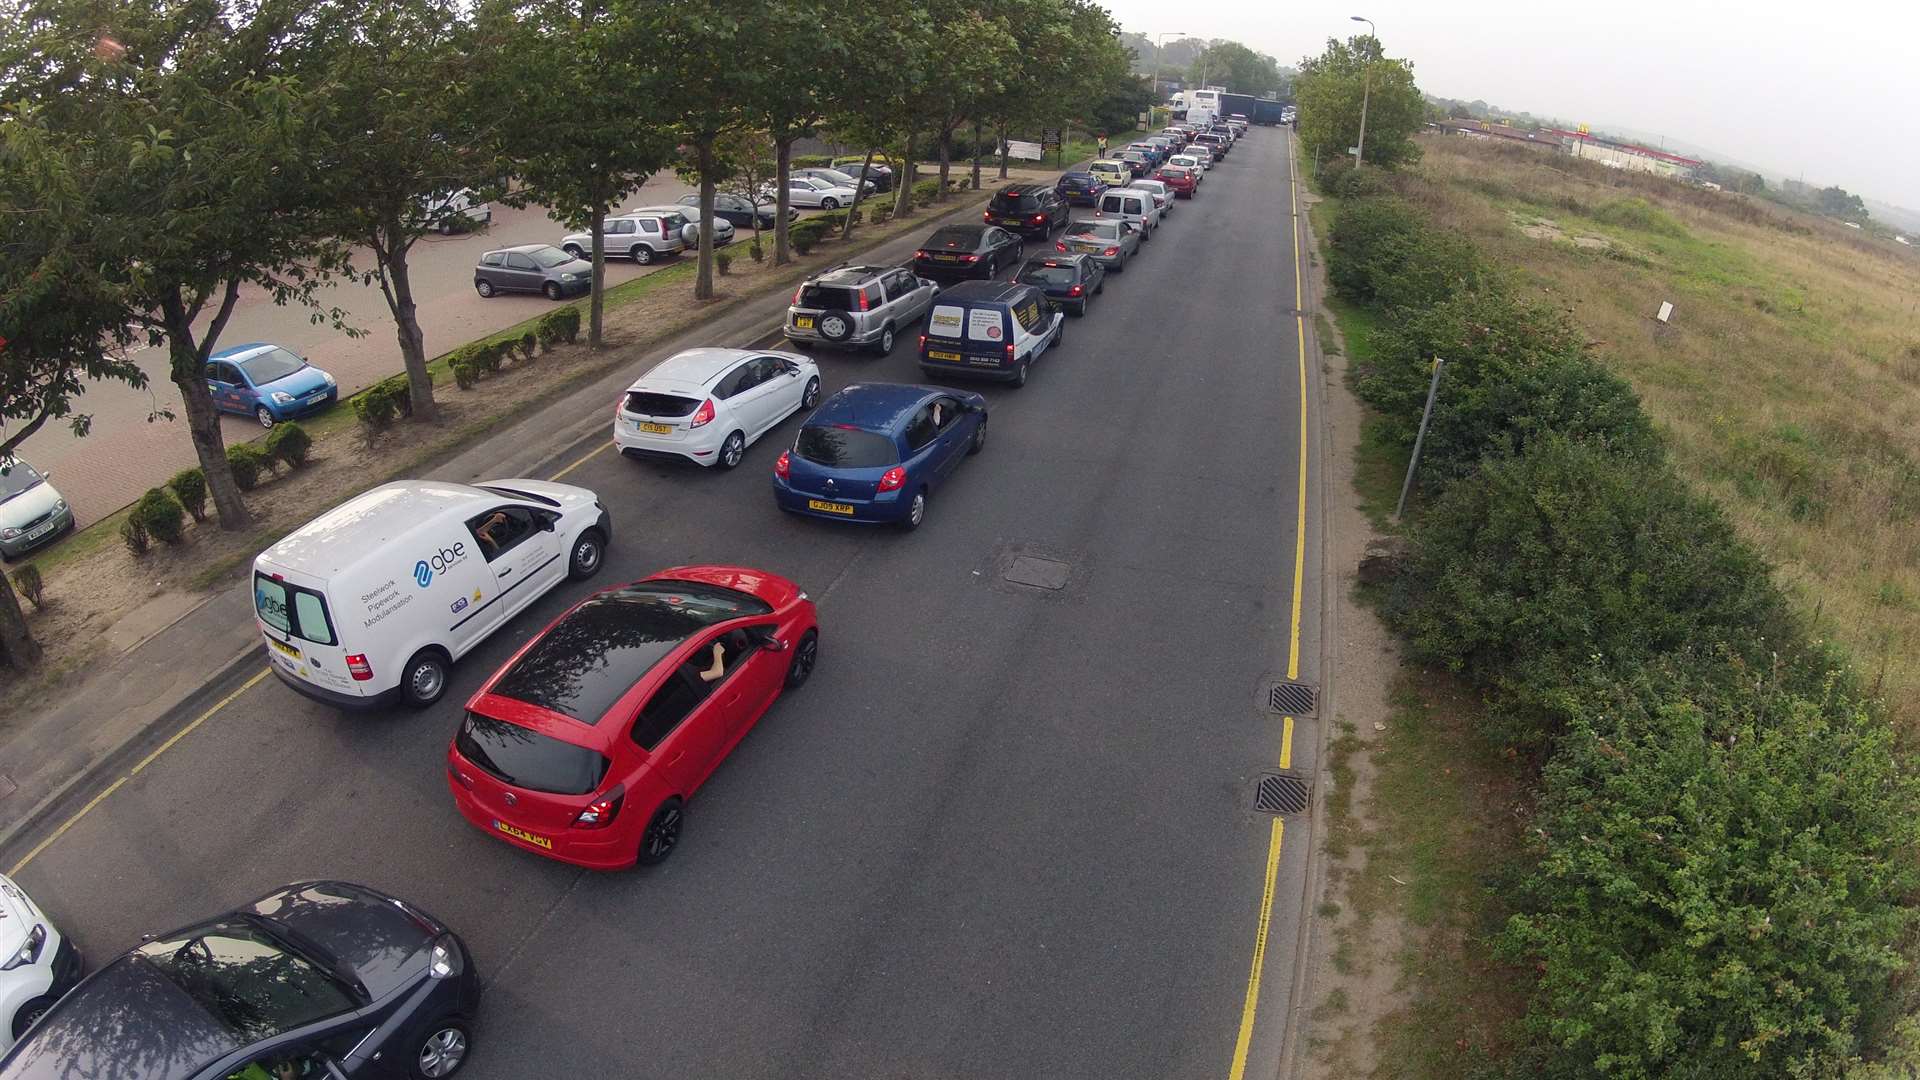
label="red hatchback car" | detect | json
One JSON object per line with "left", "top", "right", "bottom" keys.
{"left": 1156, "top": 166, "right": 1198, "bottom": 197}
{"left": 446, "top": 565, "right": 819, "bottom": 870}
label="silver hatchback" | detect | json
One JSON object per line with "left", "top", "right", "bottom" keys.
{"left": 785, "top": 264, "right": 939, "bottom": 354}
{"left": 474, "top": 244, "right": 592, "bottom": 300}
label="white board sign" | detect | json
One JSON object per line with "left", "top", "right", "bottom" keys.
{"left": 1004, "top": 140, "right": 1043, "bottom": 161}
{"left": 968, "top": 308, "right": 1006, "bottom": 342}
{"left": 1656, "top": 301, "right": 1674, "bottom": 323}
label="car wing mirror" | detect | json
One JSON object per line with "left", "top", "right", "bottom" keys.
{"left": 753, "top": 628, "right": 789, "bottom": 651}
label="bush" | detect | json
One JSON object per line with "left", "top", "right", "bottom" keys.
{"left": 263, "top": 421, "right": 312, "bottom": 470}
{"left": 867, "top": 204, "right": 892, "bottom": 225}
{"left": 167, "top": 467, "right": 208, "bottom": 523}
{"left": 536, "top": 307, "right": 581, "bottom": 352}
{"left": 1500, "top": 673, "right": 1920, "bottom": 1078}
{"left": 11, "top": 564, "right": 43, "bottom": 609}
{"left": 452, "top": 358, "right": 480, "bottom": 390}
{"left": 518, "top": 332, "right": 538, "bottom": 362}
{"left": 120, "top": 514, "right": 149, "bottom": 556}
{"left": 351, "top": 375, "right": 413, "bottom": 431}
{"left": 226, "top": 444, "right": 267, "bottom": 491}
{"left": 477, "top": 341, "right": 505, "bottom": 374}
{"left": 1326, "top": 196, "right": 1427, "bottom": 304}
{"left": 133, "top": 487, "right": 186, "bottom": 545}
{"left": 790, "top": 154, "right": 833, "bottom": 169}
{"left": 715, "top": 250, "right": 733, "bottom": 276}
{"left": 748, "top": 240, "right": 765, "bottom": 263}
{"left": 788, "top": 219, "right": 827, "bottom": 255}
{"left": 1315, "top": 155, "right": 1354, "bottom": 197}
{"left": 912, "top": 178, "right": 940, "bottom": 207}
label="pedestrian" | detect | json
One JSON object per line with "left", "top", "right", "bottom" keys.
{"left": 1096, "top": 132, "right": 1108, "bottom": 157}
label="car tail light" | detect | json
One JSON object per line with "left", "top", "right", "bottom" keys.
{"left": 918, "top": 334, "right": 927, "bottom": 350}
{"left": 964, "top": 254, "right": 979, "bottom": 263}
{"left": 876, "top": 466, "right": 907, "bottom": 492}
{"left": 657, "top": 217, "right": 676, "bottom": 238}
{"left": 689, "top": 398, "right": 715, "bottom": 428}
{"left": 858, "top": 289, "right": 870, "bottom": 312}
{"left": 345, "top": 654, "right": 373, "bottom": 681}
{"left": 574, "top": 784, "right": 625, "bottom": 829}
{"left": 774, "top": 450, "right": 791, "bottom": 479}
{"left": 1005, "top": 343, "right": 1015, "bottom": 362}
{"left": 914, "top": 249, "right": 930, "bottom": 260}
{"left": 1069, "top": 284, "right": 1083, "bottom": 296}
{"left": 982, "top": 211, "right": 993, "bottom": 223}
{"left": 1055, "top": 242, "right": 1067, "bottom": 252}
{"left": 1031, "top": 214, "right": 1046, "bottom": 223}
{"left": 792, "top": 284, "right": 805, "bottom": 304}
{"left": 1104, "top": 247, "right": 1119, "bottom": 257}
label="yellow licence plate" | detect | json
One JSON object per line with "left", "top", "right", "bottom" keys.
{"left": 637, "top": 422, "right": 672, "bottom": 435}
{"left": 494, "top": 821, "right": 553, "bottom": 849}
{"left": 926, "top": 349, "right": 962, "bottom": 361}
{"left": 268, "top": 637, "right": 301, "bottom": 660}
{"left": 794, "top": 316, "right": 815, "bottom": 329}
{"left": 807, "top": 499, "right": 856, "bottom": 516}
{"left": 936, "top": 254, "right": 962, "bottom": 262}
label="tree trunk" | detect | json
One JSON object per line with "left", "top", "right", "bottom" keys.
{"left": 893, "top": 136, "right": 916, "bottom": 219}
{"left": 936, "top": 129, "right": 952, "bottom": 201}
{"left": 773, "top": 135, "right": 794, "bottom": 266}
{"left": 381, "top": 230, "right": 437, "bottom": 423}
{"left": 842, "top": 147, "right": 876, "bottom": 242}
{"left": 695, "top": 139, "right": 716, "bottom": 301}
{"left": 0, "top": 571, "right": 39, "bottom": 669}
{"left": 971, "top": 120, "right": 983, "bottom": 191}
{"left": 997, "top": 121, "right": 1011, "bottom": 179}
{"left": 588, "top": 205, "right": 606, "bottom": 349}
{"left": 162, "top": 282, "right": 252, "bottom": 530}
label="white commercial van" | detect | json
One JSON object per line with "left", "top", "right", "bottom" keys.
{"left": 252, "top": 479, "right": 611, "bottom": 710}
{"left": 1094, "top": 189, "right": 1160, "bottom": 240}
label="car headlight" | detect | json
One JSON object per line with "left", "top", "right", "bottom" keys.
{"left": 52, "top": 499, "right": 67, "bottom": 514}
{"left": 1, "top": 924, "right": 45, "bottom": 970}
{"left": 427, "top": 933, "right": 463, "bottom": 979}
{"left": 0, "top": 527, "right": 19, "bottom": 540}
{"left": 561, "top": 273, "right": 579, "bottom": 282}
{"left": 322, "top": 372, "right": 337, "bottom": 387}
{"left": 270, "top": 391, "right": 295, "bottom": 405}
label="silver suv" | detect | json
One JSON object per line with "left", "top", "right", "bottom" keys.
{"left": 559, "top": 212, "right": 688, "bottom": 265}
{"left": 784, "top": 264, "right": 940, "bottom": 355}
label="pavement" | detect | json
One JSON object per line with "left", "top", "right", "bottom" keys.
{"left": 1, "top": 130, "right": 1327, "bottom": 1080}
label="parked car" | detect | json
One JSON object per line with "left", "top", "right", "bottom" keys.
{"left": 982, "top": 183, "right": 1069, "bottom": 237}
{"left": 1128, "top": 179, "right": 1176, "bottom": 217}
{"left": 476, "top": 243, "right": 595, "bottom": 299}
{"left": 1087, "top": 159, "right": 1132, "bottom": 188}
{"left": 911, "top": 224, "right": 1026, "bottom": 281}
{"left": 1016, "top": 254, "right": 1104, "bottom": 316}
{"left": 614, "top": 348, "right": 820, "bottom": 469}
{"left": 917, "top": 279, "right": 1064, "bottom": 388}
{"left": 785, "top": 263, "right": 939, "bottom": 354}
{"left": 254, "top": 478, "right": 610, "bottom": 709}
{"left": 774, "top": 383, "right": 988, "bottom": 528}
{"left": 1114, "top": 150, "right": 1153, "bottom": 177}
{"left": 449, "top": 567, "right": 819, "bottom": 868}
{"left": 765, "top": 176, "right": 857, "bottom": 210}
{"left": 631, "top": 204, "right": 735, "bottom": 247}
{"left": 418, "top": 188, "right": 493, "bottom": 234}
{"left": 1156, "top": 165, "right": 1199, "bottom": 197}
{"left": 831, "top": 155, "right": 896, "bottom": 192}
{"left": 1094, "top": 188, "right": 1161, "bottom": 240}
{"left": 0, "top": 460, "right": 72, "bottom": 562}
{"left": 680, "top": 192, "right": 781, "bottom": 230}
{"left": 1055, "top": 170, "right": 1108, "bottom": 206}
{"left": 1056, "top": 218, "right": 1141, "bottom": 272}
{"left": 0, "top": 873, "right": 79, "bottom": 1055}
{"left": 203, "top": 342, "right": 338, "bottom": 428}
{"left": 0, "top": 881, "right": 480, "bottom": 1080}
{"left": 558, "top": 214, "right": 687, "bottom": 265}
{"left": 792, "top": 166, "right": 876, "bottom": 195}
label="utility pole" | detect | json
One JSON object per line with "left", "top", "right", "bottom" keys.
{"left": 1395, "top": 358, "right": 1445, "bottom": 519}
{"left": 1351, "top": 16, "right": 1376, "bottom": 166}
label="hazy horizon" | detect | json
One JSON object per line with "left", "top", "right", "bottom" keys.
{"left": 1106, "top": 0, "right": 1920, "bottom": 210}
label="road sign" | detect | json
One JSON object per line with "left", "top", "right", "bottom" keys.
{"left": 1005, "top": 139, "right": 1043, "bottom": 161}
{"left": 1041, "top": 128, "right": 1062, "bottom": 149}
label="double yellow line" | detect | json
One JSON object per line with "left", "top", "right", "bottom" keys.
{"left": 1226, "top": 127, "right": 1312, "bottom": 1080}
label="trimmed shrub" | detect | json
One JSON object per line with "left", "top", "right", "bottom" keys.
{"left": 788, "top": 220, "right": 827, "bottom": 255}
{"left": 790, "top": 154, "right": 834, "bottom": 168}
{"left": 133, "top": 487, "right": 186, "bottom": 545}
{"left": 477, "top": 341, "right": 505, "bottom": 374}
{"left": 11, "top": 564, "right": 43, "bottom": 609}
{"left": 226, "top": 444, "right": 267, "bottom": 490}
{"left": 867, "top": 205, "right": 892, "bottom": 225}
{"left": 120, "top": 514, "right": 149, "bottom": 556}
{"left": 351, "top": 375, "right": 413, "bottom": 430}
{"left": 536, "top": 307, "right": 581, "bottom": 352}
{"left": 167, "top": 467, "right": 208, "bottom": 523}
{"left": 264, "top": 421, "right": 311, "bottom": 469}
{"left": 519, "top": 332, "right": 537, "bottom": 362}
{"left": 748, "top": 240, "right": 765, "bottom": 263}
{"left": 452, "top": 358, "right": 480, "bottom": 390}
{"left": 912, "top": 178, "right": 940, "bottom": 207}
{"left": 715, "top": 250, "right": 733, "bottom": 276}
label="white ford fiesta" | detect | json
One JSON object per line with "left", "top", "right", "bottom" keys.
{"left": 0, "top": 874, "right": 79, "bottom": 1054}
{"left": 614, "top": 348, "right": 821, "bottom": 469}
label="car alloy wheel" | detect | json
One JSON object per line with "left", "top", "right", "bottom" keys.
{"left": 633, "top": 244, "right": 654, "bottom": 265}
{"left": 968, "top": 417, "right": 987, "bottom": 455}
{"left": 414, "top": 1022, "right": 470, "bottom": 1079}
{"left": 784, "top": 629, "right": 818, "bottom": 689}
{"left": 901, "top": 490, "right": 927, "bottom": 531}
{"left": 638, "top": 799, "right": 684, "bottom": 865}
{"left": 719, "top": 431, "right": 746, "bottom": 470}
{"left": 402, "top": 650, "right": 449, "bottom": 709}
{"left": 1012, "top": 361, "right": 1030, "bottom": 388}
{"left": 567, "top": 530, "right": 604, "bottom": 580}
{"left": 877, "top": 325, "right": 895, "bottom": 354}
{"left": 821, "top": 197, "right": 839, "bottom": 210}
{"left": 475, "top": 280, "right": 494, "bottom": 297}
{"left": 801, "top": 376, "right": 821, "bottom": 408}
{"left": 563, "top": 244, "right": 584, "bottom": 258}
{"left": 543, "top": 282, "right": 561, "bottom": 300}
{"left": 12, "top": 997, "right": 51, "bottom": 1040}
{"left": 256, "top": 406, "right": 276, "bottom": 428}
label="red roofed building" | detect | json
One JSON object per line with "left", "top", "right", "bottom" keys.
{"left": 1546, "top": 129, "right": 1702, "bottom": 180}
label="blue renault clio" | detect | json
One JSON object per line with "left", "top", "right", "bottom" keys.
{"left": 773, "top": 383, "right": 987, "bottom": 531}
{"left": 204, "top": 342, "right": 339, "bottom": 428}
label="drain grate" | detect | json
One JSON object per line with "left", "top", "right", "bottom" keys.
{"left": 1004, "top": 555, "right": 1070, "bottom": 591}
{"left": 1255, "top": 773, "right": 1311, "bottom": 815}
{"left": 1268, "top": 681, "right": 1317, "bottom": 715}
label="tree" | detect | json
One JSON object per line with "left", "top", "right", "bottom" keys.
{"left": 898, "top": 6, "right": 1016, "bottom": 203}
{"left": 979, "top": 0, "right": 1124, "bottom": 181}
{"left": 653, "top": 1, "right": 766, "bottom": 301}
{"left": 737, "top": 0, "right": 848, "bottom": 266}
{"left": 1295, "top": 34, "right": 1424, "bottom": 170}
{"left": 1187, "top": 40, "right": 1284, "bottom": 97}
{"left": 1818, "top": 184, "right": 1868, "bottom": 221}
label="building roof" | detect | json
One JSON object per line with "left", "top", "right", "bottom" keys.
{"left": 1545, "top": 129, "right": 1703, "bottom": 167}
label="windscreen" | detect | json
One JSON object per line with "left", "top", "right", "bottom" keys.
{"left": 926, "top": 227, "right": 981, "bottom": 250}
{"left": 238, "top": 348, "right": 304, "bottom": 385}
{"left": 1067, "top": 221, "right": 1122, "bottom": 240}
{"left": 529, "top": 246, "right": 574, "bottom": 268}
{"left": 798, "top": 285, "right": 858, "bottom": 311}
{"left": 136, "top": 922, "right": 358, "bottom": 1040}
{"left": 1020, "top": 264, "right": 1078, "bottom": 286}
{"left": 624, "top": 391, "right": 700, "bottom": 417}
{"left": 796, "top": 425, "right": 897, "bottom": 468}
{"left": 457, "top": 713, "right": 610, "bottom": 794}
{"left": 0, "top": 461, "right": 43, "bottom": 502}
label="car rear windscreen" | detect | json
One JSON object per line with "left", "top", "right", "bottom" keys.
{"left": 457, "top": 713, "right": 610, "bottom": 795}
{"left": 796, "top": 425, "right": 898, "bottom": 468}
{"left": 625, "top": 391, "right": 700, "bottom": 417}
{"left": 798, "top": 284, "right": 858, "bottom": 311}
{"left": 1021, "top": 265, "right": 1078, "bottom": 285}
{"left": 926, "top": 227, "right": 980, "bottom": 249}
{"left": 991, "top": 192, "right": 1040, "bottom": 212}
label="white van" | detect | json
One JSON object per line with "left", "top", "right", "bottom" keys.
{"left": 1095, "top": 189, "right": 1160, "bottom": 240}
{"left": 252, "top": 479, "right": 611, "bottom": 710}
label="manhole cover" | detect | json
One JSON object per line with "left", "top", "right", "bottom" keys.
{"left": 1268, "top": 681, "right": 1317, "bottom": 715}
{"left": 1254, "top": 773, "right": 1311, "bottom": 815}
{"left": 1005, "top": 555, "right": 1070, "bottom": 591}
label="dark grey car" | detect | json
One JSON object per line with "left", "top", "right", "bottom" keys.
{"left": 474, "top": 244, "right": 591, "bottom": 300}
{"left": 0, "top": 881, "right": 482, "bottom": 1080}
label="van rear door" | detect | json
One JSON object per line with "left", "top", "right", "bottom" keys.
{"left": 255, "top": 567, "right": 358, "bottom": 697}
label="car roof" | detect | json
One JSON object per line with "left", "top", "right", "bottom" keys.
{"left": 208, "top": 342, "right": 276, "bottom": 362}
{"left": 634, "top": 347, "right": 757, "bottom": 388}
{"left": 933, "top": 279, "right": 1033, "bottom": 305}
{"left": 809, "top": 264, "right": 892, "bottom": 285}
{"left": 807, "top": 382, "right": 943, "bottom": 432}
{"left": 0, "top": 954, "right": 240, "bottom": 1080}
{"left": 488, "top": 243, "right": 556, "bottom": 255}
{"left": 993, "top": 183, "right": 1049, "bottom": 196}
{"left": 258, "top": 480, "right": 507, "bottom": 578}
{"left": 1023, "top": 253, "right": 1091, "bottom": 269}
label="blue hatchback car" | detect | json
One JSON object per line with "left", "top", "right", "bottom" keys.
{"left": 204, "top": 342, "right": 338, "bottom": 428}
{"left": 1056, "top": 171, "right": 1108, "bottom": 206}
{"left": 773, "top": 383, "right": 987, "bottom": 530}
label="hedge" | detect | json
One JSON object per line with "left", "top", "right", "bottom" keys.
{"left": 1327, "top": 195, "right": 1488, "bottom": 311}
{"left": 352, "top": 374, "right": 414, "bottom": 430}
{"left": 167, "top": 467, "right": 208, "bottom": 523}
{"left": 132, "top": 487, "right": 186, "bottom": 545}
{"left": 264, "top": 421, "right": 311, "bottom": 469}
{"left": 536, "top": 306, "right": 580, "bottom": 351}
{"left": 225, "top": 443, "right": 267, "bottom": 490}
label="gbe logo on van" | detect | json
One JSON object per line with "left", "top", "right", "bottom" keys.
{"left": 412, "top": 542, "right": 468, "bottom": 588}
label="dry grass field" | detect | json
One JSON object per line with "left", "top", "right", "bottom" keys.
{"left": 1400, "top": 137, "right": 1920, "bottom": 724}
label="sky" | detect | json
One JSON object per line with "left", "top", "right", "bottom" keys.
{"left": 1102, "top": 0, "right": 1920, "bottom": 209}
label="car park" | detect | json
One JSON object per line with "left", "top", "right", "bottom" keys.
{"left": 1055, "top": 170, "right": 1108, "bottom": 206}
{"left": 1087, "top": 159, "right": 1132, "bottom": 188}
{"left": 912, "top": 224, "right": 1026, "bottom": 281}
{"left": 0, "top": 460, "right": 73, "bottom": 562}
{"left": 203, "top": 342, "right": 339, "bottom": 428}
{"left": 982, "top": 183, "right": 1068, "bottom": 237}
{"left": 916, "top": 280, "right": 1065, "bottom": 388}
{"left": 1128, "top": 178, "right": 1176, "bottom": 217}
{"left": 774, "top": 382, "right": 988, "bottom": 528}
{"left": 615, "top": 348, "right": 821, "bottom": 469}
{"left": 0, "top": 874, "right": 79, "bottom": 1055}
{"left": 419, "top": 188, "right": 493, "bottom": 234}
{"left": 448, "top": 566, "right": 819, "bottom": 869}
{"left": 831, "top": 155, "right": 896, "bottom": 192}
{"left": 679, "top": 192, "right": 784, "bottom": 230}
{"left": 0, "top": 881, "right": 480, "bottom": 1080}
{"left": 784, "top": 264, "right": 939, "bottom": 354}
{"left": 557, "top": 215, "right": 686, "bottom": 265}
{"left": 1156, "top": 165, "right": 1199, "bottom": 197}
{"left": 792, "top": 166, "right": 877, "bottom": 195}
{"left": 253, "top": 478, "right": 610, "bottom": 709}
{"left": 1094, "top": 188, "right": 1160, "bottom": 240}
{"left": 632, "top": 204, "right": 735, "bottom": 247}
{"left": 1016, "top": 254, "right": 1104, "bottom": 316}
{"left": 768, "top": 176, "right": 857, "bottom": 210}
{"left": 1056, "top": 218, "right": 1141, "bottom": 272}
{"left": 1114, "top": 150, "right": 1153, "bottom": 177}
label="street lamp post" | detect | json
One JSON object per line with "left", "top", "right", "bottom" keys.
{"left": 1152, "top": 31, "right": 1184, "bottom": 105}
{"left": 1351, "top": 15, "right": 1376, "bottom": 166}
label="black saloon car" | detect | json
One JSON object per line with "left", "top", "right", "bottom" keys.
{"left": 981, "top": 183, "right": 1068, "bottom": 237}
{"left": 0, "top": 882, "right": 481, "bottom": 1080}
{"left": 912, "top": 225, "right": 1026, "bottom": 281}
{"left": 1015, "top": 254, "right": 1104, "bottom": 316}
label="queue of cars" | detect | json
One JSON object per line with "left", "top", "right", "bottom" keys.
{"left": 2, "top": 127, "right": 1249, "bottom": 1078}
